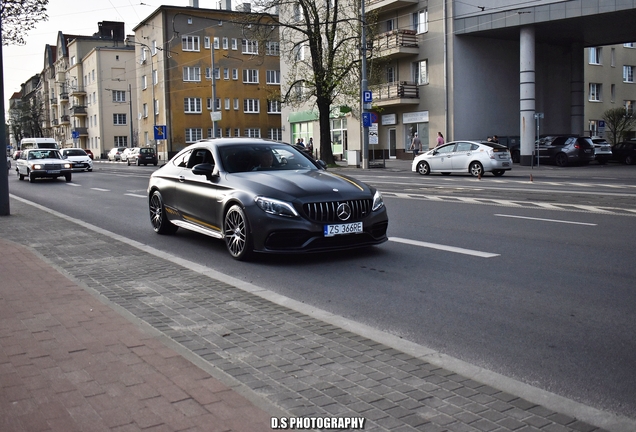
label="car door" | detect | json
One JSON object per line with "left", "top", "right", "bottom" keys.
{"left": 450, "top": 142, "right": 475, "bottom": 171}
{"left": 428, "top": 143, "right": 456, "bottom": 172}
{"left": 174, "top": 148, "right": 223, "bottom": 234}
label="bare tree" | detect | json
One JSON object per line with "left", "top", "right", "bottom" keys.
{"left": 243, "top": 0, "right": 375, "bottom": 165}
{"left": 1, "top": 0, "right": 49, "bottom": 46}
{"left": 603, "top": 107, "right": 636, "bottom": 146}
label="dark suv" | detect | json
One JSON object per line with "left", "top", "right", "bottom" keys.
{"left": 536, "top": 136, "right": 595, "bottom": 167}
{"left": 611, "top": 141, "right": 636, "bottom": 165}
{"left": 131, "top": 147, "right": 158, "bottom": 166}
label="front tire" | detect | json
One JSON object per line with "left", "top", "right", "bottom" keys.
{"left": 625, "top": 155, "right": 634, "bottom": 165}
{"left": 28, "top": 171, "right": 36, "bottom": 183}
{"left": 65, "top": 173, "right": 72, "bottom": 182}
{"left": 149, "top": 190, "right": 178, "bottom": 234}
{"left": 469, "top": 161, "right": 484, "bottom": 177}
{"left": 555, "top": 152, "right": 568, "bottom": 167}
{"left": 416, "top": 161, "right": 430, "bottom": 175}
{"left": 17, "top": 169, "right": 24, "bottom": 181}
{"left": 224, "top": 205, "right": 252, "bottom": 261}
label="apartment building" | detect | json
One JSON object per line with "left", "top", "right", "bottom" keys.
{"left": 39, "top": 22, "right": 137, "bottom": 156}
{"left": 585, "top": 43, "right": 636, "bottom": 140}
{"left": 131, "top": 4, "right": 281, "bottom": 161}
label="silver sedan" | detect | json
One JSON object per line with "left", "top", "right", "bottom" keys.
{"left": 412, "top": 141, "right": 512, "bottom": 177}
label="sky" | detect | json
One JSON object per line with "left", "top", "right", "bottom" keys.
{"left": 2, "top": 0, "right": 201, "bottom": 107}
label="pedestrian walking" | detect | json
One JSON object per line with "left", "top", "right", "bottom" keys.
{"left": 410, "top": 133, "right": 422, "bottom": 159}
{"left": 436, "top": 132, "right": 445, "bottom": 147}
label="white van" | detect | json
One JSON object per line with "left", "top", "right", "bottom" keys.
{"left": 20, "top": 138, "right": 59, "bottom": 151}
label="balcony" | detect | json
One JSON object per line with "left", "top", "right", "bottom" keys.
{"left": 70, "top": 105, "right": 87, "bottom": 116}
{"left": 366, "top": 0, "right": 418, "bottom": 13}
{"left": 56, "top": 72, "right": 66, "bottom": 82}
{"left": 69, "top": 86, "right": 86, "bottom": 96}
{"left": 60, "top": 115, "right": 70, "bottom": 125}
{"left": 52, "top": 119, "right": 59, "bottom": 126}
{"left": 73, "top": 127, "right": 88, "bottom": 136}
{"left": 59, "top": 93, "right": 69, "bottom": 103}
{"left": 370, "top": 81, "right": 420, "bottom": 107}
{"left": 372, "top": 29, "right": 419, "bottom": 59}
{"left": 50, "top": 97, "right": 58, "bottom": 105}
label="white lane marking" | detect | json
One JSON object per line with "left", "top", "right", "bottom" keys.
{"left": 125, "top": 193, "right": 146, "bottom": 198}
{"left": 91, "top": 188, "right": 110, "bottom": 192}
{"left": 389, "top": 237, "right": 499, "bottom": 258}
{"left": 494, "top": 214, "right": 597, "bottom": 226}
{"left": 65, "top": 183, "right": 81, "bottom": 187}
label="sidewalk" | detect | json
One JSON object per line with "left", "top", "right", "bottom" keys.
{"left": 0, "top": 196, "right": 632, "bottom": 432}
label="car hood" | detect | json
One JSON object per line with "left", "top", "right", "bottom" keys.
{"left": 65, "top": 156, "right": 91, "bottom": 162}
{"left": 225, "top": 170, "right": 375, "bottom": 202}
{"left": 26, "top": 158, "right": 69, "bottom": 165}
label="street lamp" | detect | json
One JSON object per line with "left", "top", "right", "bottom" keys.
{"left": 125, "top": 38, "right": 158, "bottom": 156}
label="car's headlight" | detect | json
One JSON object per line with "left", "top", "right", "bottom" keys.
{"left": 372, "top": 190, "right": 385, "bottom": 211}
{"left": 64, "top": 163, "right": 72, "bottom": 169}
{"left": 255, "top": 196, "right": 299, "bottom": 217}
{"left": 31, "top": 164, "right": 42, "bottom": 170}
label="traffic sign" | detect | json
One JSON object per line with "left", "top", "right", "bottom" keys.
{"left": 154, "top": 125, "right": 167, "bottom": 140}
{"left": 363, "top": 91, "right": 372, "bottom": 103}
{"left": 362, "top": 112, "right": 372, "bottom": 128}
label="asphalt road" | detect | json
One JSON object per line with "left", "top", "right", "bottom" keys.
{"left": 6, "top": 160, "right": 636, "bottom": 420}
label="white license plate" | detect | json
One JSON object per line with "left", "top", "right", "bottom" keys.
{"left": 47, "top": 170, "right": 60, "bottom": 174}
{"left": 324, "top": 222, "right": 363, "bottom": 237}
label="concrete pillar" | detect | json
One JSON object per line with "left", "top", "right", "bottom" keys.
{"left": 520, "top": 26, "right": 535, "bottom": 166}
{"left": 570, "top": 44, "right": 585, "bottom": 135}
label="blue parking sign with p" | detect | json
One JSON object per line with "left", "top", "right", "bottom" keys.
{"left": 363, "top": 91, "right": 372, "bottom": 103}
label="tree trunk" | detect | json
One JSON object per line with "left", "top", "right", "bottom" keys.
{"left": 317, "top": 98, "right": 335, "bottom": 165}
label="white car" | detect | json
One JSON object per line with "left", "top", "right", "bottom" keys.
{"left": 412, "top": 141, "right": 512, "bottom": 177}
{"left": 15, "top": 149, "right": 73, "bottom": 182}
{"left": 121, "top": 147, "right": 139, "bottom": 163}
{"left": 60, "top": 148, "right": 93, "bottom": 172}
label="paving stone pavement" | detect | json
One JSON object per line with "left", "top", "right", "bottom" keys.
{"left": 0, "top": 197, "right": 629, "bottom": 432}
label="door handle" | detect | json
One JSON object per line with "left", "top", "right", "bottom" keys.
{"left": 179, "top": 176, "right": 185, "bottom": 183}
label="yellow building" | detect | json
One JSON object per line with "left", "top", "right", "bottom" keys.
{"left": 132, "top": 5, "right": 281, "bottom": 161}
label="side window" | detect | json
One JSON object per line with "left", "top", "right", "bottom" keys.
{"left": 437, "top": 144, "right": 455, "bottom": 154}
{"left": 471, "top": 144, "right": 480, "bottom": 151}
{"left": 186, "top": 149, "right": 213, "bottom": 168}
{"left": 172, "top": 150, "right": 192, "bottom": 168}
{"left": 455, "top": 142, "right": 472, "bottom": 152}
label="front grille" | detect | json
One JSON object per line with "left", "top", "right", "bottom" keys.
{"left": 44, "top": 164, "right": 63, "bottom": 170}
{"left": 302, "top": 199, "right": 372, "bottom": 223}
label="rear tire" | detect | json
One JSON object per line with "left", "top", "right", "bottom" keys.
{"left": 555, "top": 152, "right": 568, "bottom": 167}
{"left": 625, "top": 155, "right": 634, "bottom": 165}
{"left": 18, "top": 170, "right": 24, "bottom": 181}
{"left": 469, "top": 161, "right": 484, "bottom": 177}
{"left": 149, "top": 190, "right": 178, "bottom": 235}
{"left": 224, "top": 205, "right": 253, "bottom": 261}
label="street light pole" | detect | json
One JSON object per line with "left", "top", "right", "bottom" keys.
{"left": 128, "top": 83, "right": 134, "bottom": 147}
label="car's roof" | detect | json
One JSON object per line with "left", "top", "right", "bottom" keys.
{"left": 444, "top": 140, "right": 507, "bottom": 149}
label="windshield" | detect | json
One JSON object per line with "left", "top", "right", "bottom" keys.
{"left": 65, "top": 149, "right": 87, "bottom": 156}
{"left": 28, "top": 150, "right": 61, "bottom": 159}
{"left": 219, "top": 144, "right": 317, "bottom": 173}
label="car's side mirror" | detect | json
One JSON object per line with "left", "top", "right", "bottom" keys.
{"left": 316, "top": 160, "right": 327, "bottom": 169}
{"left": 192, "top": 162, "right": 218, "bottom": 179}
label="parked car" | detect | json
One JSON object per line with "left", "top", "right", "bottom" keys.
{"left": 129, "top": 147, "right": 157, "bottom": 166}
{"left": 60, "top": 148, "right": 93, "bottom": 172}
{"left": 120, "top": 147, "right": 139, "bottom": 163}
{"left": 591, "top": 138, "right": 612, "bottom": 164}
{"left": 84, "top": 149, "right": 94, "bottom": 160}
{"left": 107, "top": 147, "right": 127, "bottom": 161}
{"left": 15, "top": 149, "right": 72, "bottom": 182}
{"left": 536, "top": 136, "right": 595, "bottom": 166}
{"left": 147, "top": 138, "right": 388, "bottom": 260}
{"left": 412, "top": 141, "right": 512, "bottom": 177}
{"left": 611, "top": 141, "right": 636, "bottom": 165}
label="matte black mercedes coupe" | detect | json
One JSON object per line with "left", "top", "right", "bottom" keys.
{"left": 147, "top": 139, "right": 389, "bottom": 260}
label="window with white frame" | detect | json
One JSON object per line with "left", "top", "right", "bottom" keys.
{"left": 267, "top": 100, "right": 281, "bottom": 113}
{"left": 113, "top": 114, "right": 127, "bottom": 125}
{"left": 413, "top": 8, "right": 428, "bottom": 34}
{"left": 386, "top": 66, "right": 395, "bottom": 83}
{"left": 625, "top": 100, "right": 635, "bottom": 115}
{"left": 112, "top": 90, "right": 126, "bottom": 102}
{"left": 142, "top": 75, "right": 147, "bottom": 90}
{"left": 153, "top": 69, "right": 158, "bottom": 85}
{"left": 414, "top": 60, "right": 428, "bottom": 85}
{"left": 115, "top": 136, "right": 127, "bottom": 146}
{"left": 242, "top": 39, "right": 258, "bottom": 54}
{"left": 204, "top": 37, "right": 210, "bottom": 49}
{"left": 243, "top": 69, "right": 259, "bottom": 83}
{"left": 266, "top": 42, "right": 280, "bottom": 56}
{"left": 224, "top": 68, "right": 229, "bottom": 80}
{"left": 207, "top": 128, "right": 214, "bottom": 138}
{"left": 225, "top": 128, "right": 231, "bottom": 137}
{"left": 294, "top": 44, "right": 304, "bottom": 61}
{"left": 215, "top": 98, "right": 221, "bottom": 110}
{"left": 266, "top": 70, "right": 280, "bottom": 84}
{"left": 244, "top": 99, "right": 259, "bottom": 113}
{"left": 234, "top": 128, "right": 240, "bottom": 137}
{"left": 234, "top": 98, "right": 239, "bottom": 110}
{"left": 71, "top": 56, "right": 76, "bottom": 66}
{"left": 183, "top": 67, "right": 201, "bottom": 82}
{"left": 225, "top": 98, "right": 230, "bottom": 110}
{"left": 142, "top": 103, "right": 148, "bottom": 118}
{"left": 589, "top": 47, "right": 602, "bottom": 65}
{"left": 268, "top": 128, "right": 283, "bottom": 141}
{"left": 152, "top": 40, "right": 158, "bottom": 55}
{"left": 222, "top": 37, "right": 228, "bottom": 49}
{"left": 205, "top": 68, "right": 212, "bottom": 80}
{"left": 214, "top": 67, "right": 220, "bottom": 80}
{"left": 293, "top": 3, "right": 302, "bottom": 21}
{"left": 182, "top": 35, "right": 200, "bottom": 51}
{"left": 141, "top": 48, "right": 147, "bottom": 62}
{"left": 232, "top": 38, "right": 238, "bottom": 50}
{"left": 185, "top": 128, "right": 202, "bottom": 142}
{"left": 589, "top": 83, "right": 602, "bottom": 101}
{"left": 623, "top": 65, "right": 635, "bottom": 83}
{"left": 624, "top": 43, "right": 635, "bottom": 48}
{"left": 244, "top": 128, "right": 261, "bottom": 138}
{"left": 232, "top": 69, "right": 238, "bottom": 80}
{"left": 184, "top": 98, "right": 202, "bottom": 113}
{"left": 212, "top": 37, "right": 218, "bottom": 49}
{"left": 207, "top": 98, "right": 212, "bottom": 110}
{"left": 155, "top": 99, "right": 159, "bottom": 116}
